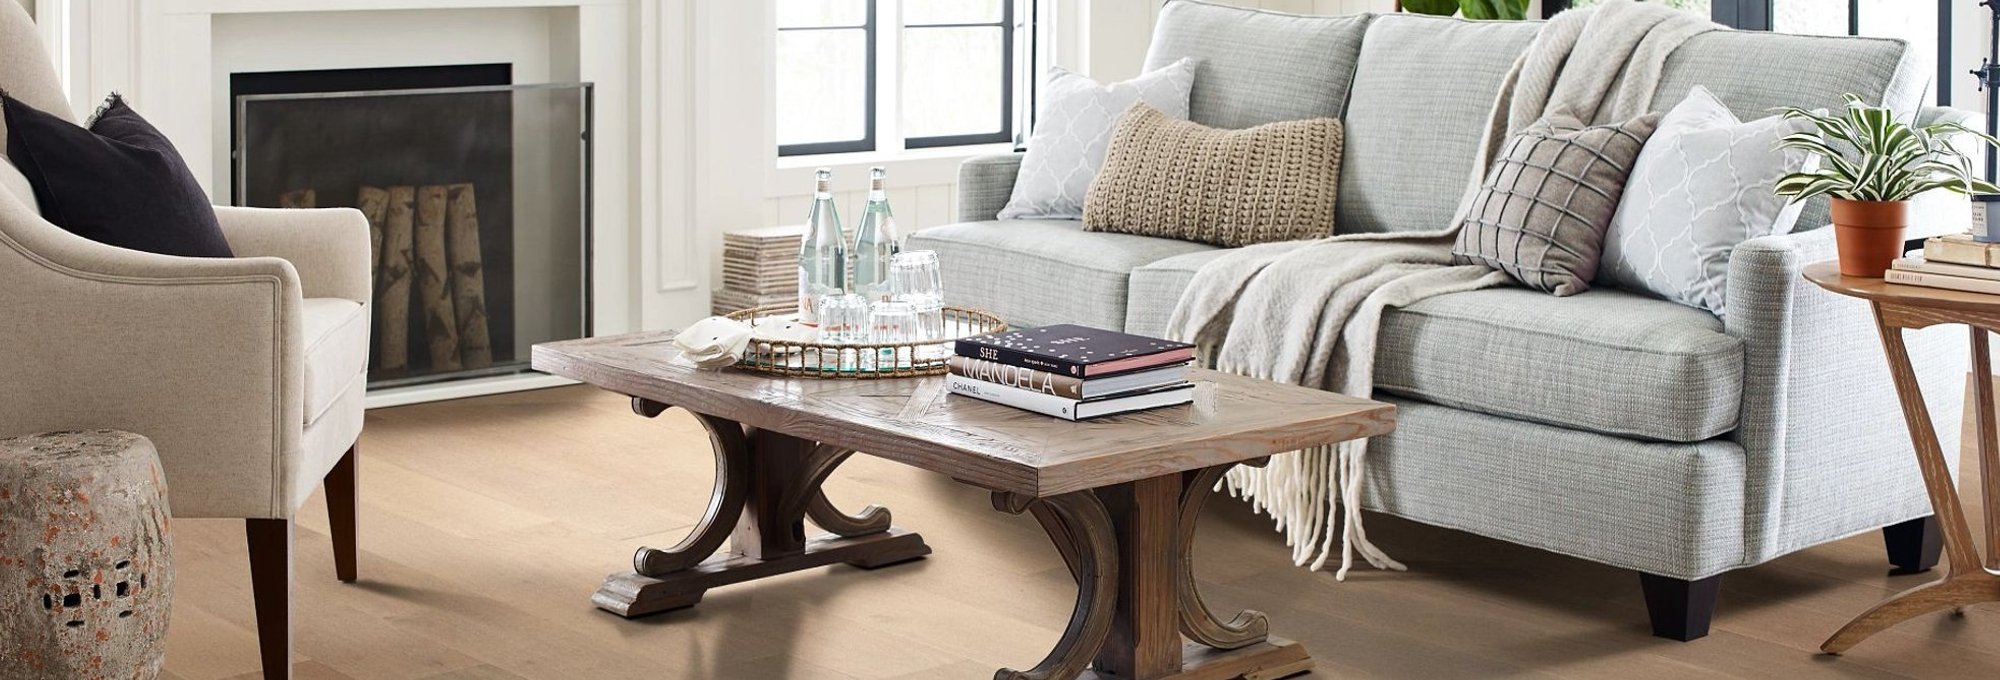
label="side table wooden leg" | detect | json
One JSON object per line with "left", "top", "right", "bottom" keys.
{"left": 1823, "top": 314, "right": 2000, "bottom": 654}
{"left": 593, "top": 398, "right": 931, "bottom": 618}
{"left": 1975, "top": 329, "right": 2000, "bottom": 572}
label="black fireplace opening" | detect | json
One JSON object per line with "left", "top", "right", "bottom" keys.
{"left": 232, "top": 63, "right": 529, "bottom": 387}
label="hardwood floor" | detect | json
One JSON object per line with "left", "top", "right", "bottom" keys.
{"left": 159, "top": 385, "right": 2000, "bottom": 679}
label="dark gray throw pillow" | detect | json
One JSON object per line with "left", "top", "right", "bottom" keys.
{"left": 4, "top": 92, "right": 232, "bottom": 257}
{"left": 1452, "top": 113, "right": 1660, "bottom": 296}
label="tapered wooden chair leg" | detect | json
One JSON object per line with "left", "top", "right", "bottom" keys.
{"left": 247, "top": 518, "right": 294, "bottom": 680}
{"left": 326, "top": 444, "right": 359, "bottom": 583}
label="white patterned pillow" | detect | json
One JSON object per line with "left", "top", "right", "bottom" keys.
{"left": 1600, "top": 86, "right": 1815, "bottom": 317}
{"left": 998, "top": 60, "right": 1197, "bottom": 221}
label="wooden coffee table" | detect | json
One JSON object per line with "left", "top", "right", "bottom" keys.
{"left": 532, "top": 331, "right": 1395, "bottom": 680}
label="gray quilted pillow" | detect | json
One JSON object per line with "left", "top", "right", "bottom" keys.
{"left": 998, "top": 60, "right": 1196, "bottom": 221}
{"left": 1452, "top": 113, "right": 1662, "bottom": 296}
{"left": 1600, "top": 86, "right": 1814, "bottom": 317}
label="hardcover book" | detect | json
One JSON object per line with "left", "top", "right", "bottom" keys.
{"left": 943, "top": 373, "right": 1195, "bottom": 421}
{"left": 954, "top": 324, "right": 1196, "bottom": 377}
{"left": 946, "top": 355, "right": 1189, "bottom": 400}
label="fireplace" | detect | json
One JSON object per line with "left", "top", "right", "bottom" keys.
{"left": 231, "top": 65, "right": 592, "bottom": 388}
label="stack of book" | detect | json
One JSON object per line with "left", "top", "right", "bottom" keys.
{"left": 1889, "top": 234, "right": 2000, "bottom": 294}
{"left": 944, "top": 324, "right": 1198, "bottom": 421}
{"left": 712, "top": 225, "right": 804, "bottom": 315}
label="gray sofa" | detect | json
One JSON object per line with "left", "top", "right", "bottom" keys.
{"left": 913, "top": 0, "right": 1965, "bottom": 640}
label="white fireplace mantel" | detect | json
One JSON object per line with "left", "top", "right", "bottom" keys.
{"left": 38, "top": 0, "right": 708, "bottom": 406}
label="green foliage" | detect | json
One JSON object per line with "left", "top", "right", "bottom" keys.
{"left": 1457, "top": 0, "right": 1529, "bottom": 20}
{"left": 1401, "top": 0, "right": 1459, "bottom": 15}
{"left": 1773, "top": 94, "right": 2000, "bottom": 203}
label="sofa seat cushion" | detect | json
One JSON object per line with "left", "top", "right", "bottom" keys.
{"left": 302, "top": 297, "right": 369, "bottom": 425}
{"left": 909, "top": 220, "right": 1217, "bottom": 331}
{"left": 1126, "top": 249, "right": 1232, "bottom": 338}
{"left": 1377, "top": 287, "right": 1742, "bottom": 442}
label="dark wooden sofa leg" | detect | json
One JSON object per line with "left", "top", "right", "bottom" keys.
{"left": 247, "top": 518, "right": 294, "bottom": 679}
{"left": 326, "top": 444, "right": 359, "bottom": 583}
{"left": 1640, "top": 573, "right": 1722, "bottom": 641}
{"left": 1882, "top": 515, "right": 1942, "bottom": 575}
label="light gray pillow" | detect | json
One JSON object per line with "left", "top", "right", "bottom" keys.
{"left": 1452, "top": 113, "right": 1662, "bottom": 296}
{"left": 998, "top": 59, "right": 1196, "bottom": 221}
{"left": 1600, "top": 86, "right": 1814, "bottom": 317}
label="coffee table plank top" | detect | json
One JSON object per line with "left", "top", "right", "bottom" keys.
{"left": 533, "top": 331, "right": 1396, "bottom": 497}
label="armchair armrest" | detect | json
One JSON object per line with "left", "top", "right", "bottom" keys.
{"left": 956, "top": 153, "right": 1023, "bottom": 222}
{"left": 1723, "top": 226, "right": 1962, "bottom": 564}
{"left": 215, "top": 206, "right": 372, "bottom": 304}
{"left": 0, "top": 206, "right": 309, "bottom": 519}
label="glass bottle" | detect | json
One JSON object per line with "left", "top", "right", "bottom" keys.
{"left": 850, "top": 166, "right": 902, "bottom": 302}
{"left": 797, "top": 168, "right": 847, "bottom": 325}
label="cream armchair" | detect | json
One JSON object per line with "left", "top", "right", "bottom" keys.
{"left": 0, "top": 4, "right": 369, "bottom": 678}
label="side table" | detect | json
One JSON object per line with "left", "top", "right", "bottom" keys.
{"left": 0, "top": 429, "right": 174, "bottom": 678}
{"left": 1805, "top": 261, "right": 2000, "bottom": 653}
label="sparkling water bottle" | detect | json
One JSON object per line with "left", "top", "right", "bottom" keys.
{"left": 850, "top": 167, "right": 902, "bottom": 303}
{"left": 797, "top": 168, "right": 847, "bottom": 325}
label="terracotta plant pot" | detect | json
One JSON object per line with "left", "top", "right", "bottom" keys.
{"left": 1830, "top": 198, "right": 1910, "bottom": 277}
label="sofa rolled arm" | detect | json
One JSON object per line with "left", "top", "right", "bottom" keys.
{"left": 956, "top": 153, "right": 1023, "bottom": 222}
{"left": 0, "top": 209, "right": 309, "bottom": 519}
{"left": 215, "top": 206, "right": 372, "bottom": 304}
{"left": 1723, "top": 225, "right": 1961, "bottom": 564}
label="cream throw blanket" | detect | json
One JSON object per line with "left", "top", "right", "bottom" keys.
{"left": 1165, "top": 1, "right": 1717, "bottom": 579}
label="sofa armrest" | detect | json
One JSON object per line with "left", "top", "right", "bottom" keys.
{"left": 0, "top": 209, "right": 308, "bottom": 519}
{"left": 215, "top": 206, "right": 372, "bottom": 304}
{"left": 956, "top": 153, "right": 1023, "bottom": 222}
{"left": 1723, "top": 226, "right": 1961, "bottom": 564}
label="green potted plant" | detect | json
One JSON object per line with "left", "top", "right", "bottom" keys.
{"left": 1775, "top": 95, "right": 2000, "bottom": 277}
{"left": 1400, "top": 0, "right": 1528, "bottom": 20}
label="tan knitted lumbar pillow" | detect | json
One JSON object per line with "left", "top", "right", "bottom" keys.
{"left": 1083, "top": 102, "right": 1343, "bottom": 247}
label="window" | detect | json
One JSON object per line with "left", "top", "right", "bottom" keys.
{"left": 776, "top": 0, "right": 1023, "bottom": 157}
{"left": 1544, "top": 1, "right": 1951, "bottom": 105}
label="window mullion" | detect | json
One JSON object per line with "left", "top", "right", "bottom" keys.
{"left": 877, "top": 0, "right": 904, "bottom": 154}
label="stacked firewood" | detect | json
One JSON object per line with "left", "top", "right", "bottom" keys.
{"left": 279, "top": 185, "right": 493, "bottom": 374}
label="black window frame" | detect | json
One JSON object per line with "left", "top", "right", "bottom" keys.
{"left": 902, "top": 0, "right": 1018, "bottom": 150}
{"left": 777, "top": 1, "right": 879, "bottom": 157}
{"left": 1541, "top": 0, "right": 1954, "bottom": 105}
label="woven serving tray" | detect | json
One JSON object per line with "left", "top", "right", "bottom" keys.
{"left": 722, "top": 304, "right": 1007, "bottom": 378}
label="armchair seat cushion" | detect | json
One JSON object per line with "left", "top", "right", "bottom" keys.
{"left": 908, "top": 220, "right": 1216, "bottom": 330}
{"left": 303, "top": 298, "right": 368, "bottom": 425}
{"left": 1377, "top": 287, "right": 1743, "bottom": 442}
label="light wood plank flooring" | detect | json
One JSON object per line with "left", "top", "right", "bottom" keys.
{"left": 159, "top": 385, "right": 1999, "bottom": 679}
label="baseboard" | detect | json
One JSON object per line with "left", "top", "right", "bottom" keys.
{"left": 365, "top": 372, "right": 579, "bottom": 409}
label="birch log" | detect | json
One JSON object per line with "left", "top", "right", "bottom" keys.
{"left": 414, "top": 185, "right": 462, "bottom": 371}
{"left": 445, "top": 183, "right": 493, "bottom": 369}
{"left": 356, "top": 186, "right": 388, "bottom": 273}
{"left": 376, "top": 186, "right": 416, "bottom": 374}
{"left": 278, "top": 189, "right": 316, "bottom": 208}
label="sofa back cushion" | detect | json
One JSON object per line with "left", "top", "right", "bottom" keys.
{"left": 1651, "top": 31, "right": 1925, "bottom": 232}
{"left": 1141, "top": 0, "right": 1372, "bottom": 130}
{"left": 1338, "top": 15, "right": 1540, "bottom": 235}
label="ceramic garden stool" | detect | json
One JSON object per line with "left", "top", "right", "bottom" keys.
{"left": 0, "top": 430, "right": 173, "bottom": 679}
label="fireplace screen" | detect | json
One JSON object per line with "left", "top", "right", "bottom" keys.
{"left": 234, "top": 81, "right": 592, "bottom": 389}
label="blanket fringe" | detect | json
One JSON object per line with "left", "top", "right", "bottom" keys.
{"left": 1207, "top": 349, "right": 1406, "bottom": 580}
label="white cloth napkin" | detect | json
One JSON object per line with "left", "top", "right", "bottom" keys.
{"left": 673, "top": 317, "right": 755, "bottom": 369}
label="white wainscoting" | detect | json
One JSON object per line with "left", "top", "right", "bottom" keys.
{"left": 761, "top": 181, "right": 961, "bottom": 237}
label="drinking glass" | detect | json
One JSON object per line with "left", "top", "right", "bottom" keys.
{"left": 816, "top": 293, "right": 870, "bottom": 344}
{"left": 867, "top": 300, "right": 920, "bottom": 370}
{"left": 889, "top": 251, "right": 946, "bottom": 357}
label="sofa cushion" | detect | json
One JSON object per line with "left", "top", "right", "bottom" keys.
{"left": 1339, "top": 15, "right": 1540, "bottom": 235}
{"left": 1126, "top": 249, "right": 1231, "bottom": 338}
{"left": 909, "top": 220, "right": 1216, "bottom": 331}
{"left": 998, "top": 60, "right": 1197, "bottom": 222}
{"left": 1141, "top": 0, "right": 1372, "bottom": 129}
{"left": 1085, "top": 103, "right": 1343, "bottom": 247}
{"left": 1376, "top": 286, "right": 1743, "bottom": 442}
{"left": 1651, "top": 31, "right": 1926, "bottom": 233}
{"left": 303, "top": 297, "right": 369, "bottom": 425}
